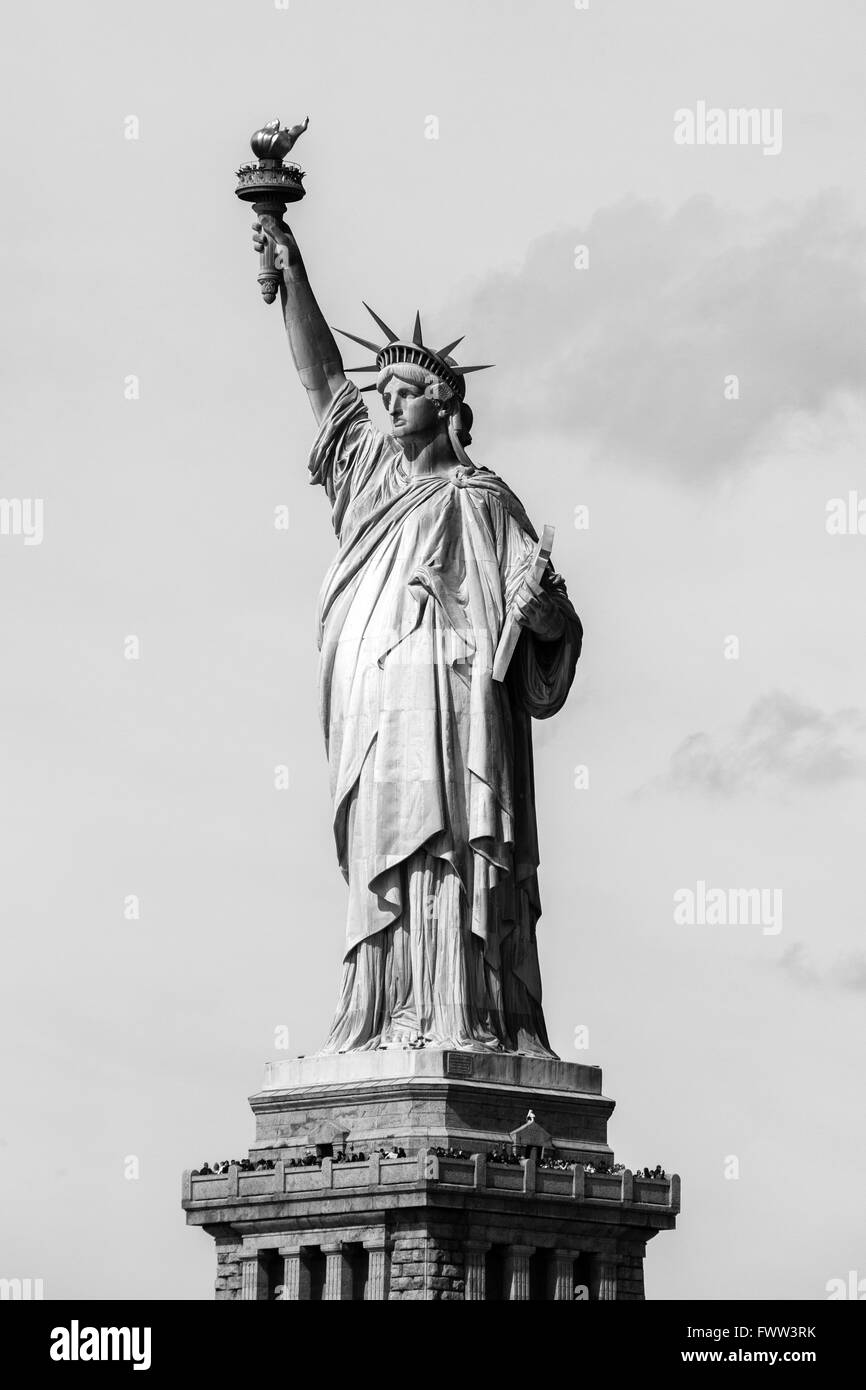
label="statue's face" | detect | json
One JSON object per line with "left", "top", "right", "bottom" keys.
{"left": 381, "top": 375, "right": 442, "bottom": 441}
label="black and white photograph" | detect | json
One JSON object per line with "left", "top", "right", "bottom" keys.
{"left": 2, "top": 0, "right": 864, "bottom": 1368}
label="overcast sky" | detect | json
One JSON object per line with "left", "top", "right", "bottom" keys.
{"left": 1, "top": 0, "right": 864, "bottom": 1300}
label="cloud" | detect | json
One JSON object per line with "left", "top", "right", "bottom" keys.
{"left": 779, "top": 942, "right": 866, "bottom": 992}
{"left": 462, "top": 192, "right": 866, "bottom": 480}
{"left": 648, "top": 690, "right": 866, "bottom": 795}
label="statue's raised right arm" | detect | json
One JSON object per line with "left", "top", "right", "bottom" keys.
{"left": 252, "top": 215, "right": 347, "bottom": 424}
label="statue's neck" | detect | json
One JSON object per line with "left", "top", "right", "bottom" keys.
{"left": 401, "top": 430, "right": 457, "bottom": 478}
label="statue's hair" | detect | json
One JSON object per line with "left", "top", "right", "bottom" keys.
{"left": 376, "top": 361, "right": 431, "bottom": 395}
{"left": 376, "top": 362, "right": 473, "bottom": 445}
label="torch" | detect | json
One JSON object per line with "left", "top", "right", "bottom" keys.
{"left": 235, "top": 118, "right": 309, "bottom": 305}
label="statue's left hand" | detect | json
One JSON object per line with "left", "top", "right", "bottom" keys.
{"left": 513, "top": 572, "right": 566, "bottom": 641}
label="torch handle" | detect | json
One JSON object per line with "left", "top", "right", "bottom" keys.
{"left": 253, "top": 198, "right": 288, "bottom": 306}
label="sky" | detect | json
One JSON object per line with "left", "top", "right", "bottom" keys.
{"left": 1, "top": 0, "right": 864, "bottom": 1301}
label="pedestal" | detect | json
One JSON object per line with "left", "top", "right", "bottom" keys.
{"left": 182, "top": 1051, "right": 679, "bottom": 1301}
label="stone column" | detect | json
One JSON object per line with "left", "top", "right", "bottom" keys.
{"left": 463, "top": 1242, "right": 490, "bottom": 1301}
{"left": 214, "top": 1240, "right": 243, "bottom": 1301}
{"left": 278, "top": 1249, "right": 310, "bottom": 1301}
{"left": 550, "top": 1249, "right": 575, "bottom": 1301}
{"left": 321, "top": 1242, "right": 353, "bottom": 1300}
{"left": 504, "top": 1245, "right": 534, "bottom": 1301}
{"left": 615, "top": 1250, "right": 646, "bottom": 1301}
{"left": 363, "top": 1240, "right": 389, "bottom": 1301}
{"left": 593, "top": 1257, "right": 617, "bottom": 1300}
{"left": 240, "top": 1253, "right": 267, "bottom": 1301}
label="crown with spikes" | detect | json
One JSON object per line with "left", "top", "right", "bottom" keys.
{"left": 333, "top": 305, "right": 493, "bottom": 399}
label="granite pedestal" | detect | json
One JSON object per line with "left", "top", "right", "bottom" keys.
{"left": 182, "top": 1051, "right": 679, "bottom": 1300}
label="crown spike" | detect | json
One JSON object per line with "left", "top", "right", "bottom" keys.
{"left": 333, "top": 327, "right": 384, "bottom": 354}
{"left": 412, "top": 311, "right": 424, "bottom": 346}
{"left": 362, "top": 302, "right": 399, "bottom": 343}
{"left": 436, "top": 336, "right": 465, "bottom": 358}
{"left": 346, "top": 365, "right": 381, "bottom": 373}
{"left": 359, "top": 383, "right": 379, "bottom": 392}
{"left": 451, "top": 364, "right": 494, "bottom": 375}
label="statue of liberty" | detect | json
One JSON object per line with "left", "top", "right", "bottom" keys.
{"left": 252, "top": 212, "right": 583, "bottom": 1057}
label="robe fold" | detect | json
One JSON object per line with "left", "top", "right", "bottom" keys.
{"left": 308, "top": 381, "right": 582, "bottom": 1054}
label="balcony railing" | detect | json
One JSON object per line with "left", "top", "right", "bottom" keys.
{"left": 183, "top": 1152, "right": 680, "bottom": 1214}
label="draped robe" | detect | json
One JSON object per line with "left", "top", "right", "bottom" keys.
{"left": 310, "top": 382, "right": 582, "bottom": 1054}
